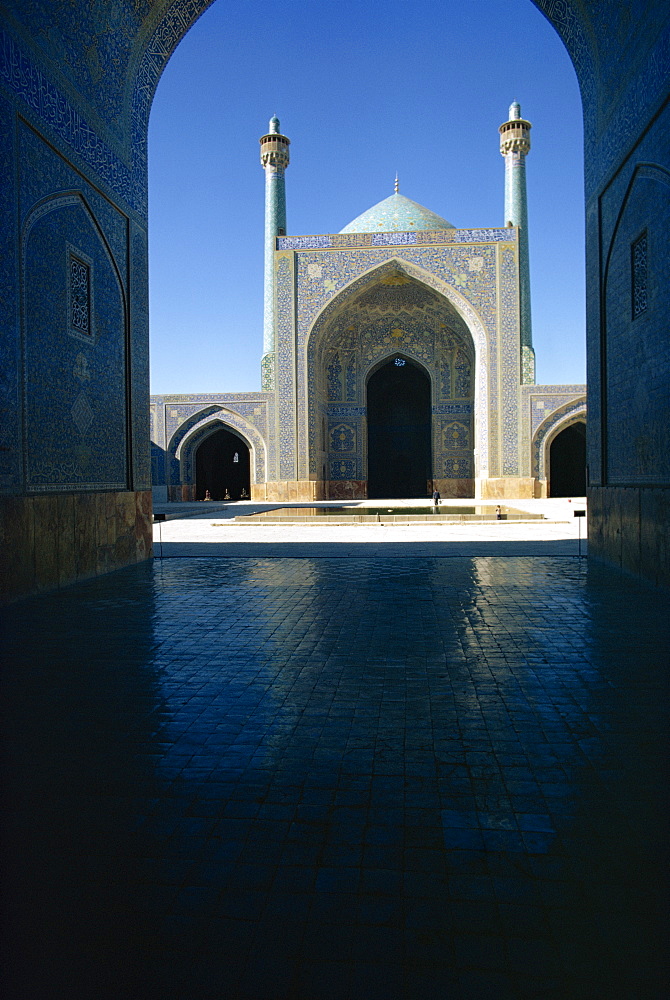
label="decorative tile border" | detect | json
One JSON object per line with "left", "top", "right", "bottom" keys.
{"left": 278, "top": 228, "right": 516, "bottom": 252}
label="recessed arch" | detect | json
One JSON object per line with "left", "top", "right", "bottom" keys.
{"left": 532, "top": 401, "right": 587, "bottom": 481}
{"left": 601, "top": 163, "right": 670, "bottom": 486}
{"left": 305, "top": 257, "right": 488, "bottom": 362}
{"left": 176, "top": 414, "right": 253, "bottom": 460}
{"left": 305, "top": 258, "right": 485, "bottom": 491}
{"left": 364, "top": 350, "right": 433, "bottom": 386}
{"left": 174, "top": 409, "right": 265, "bottom": 485}
{"left": 190, "top": 422, "right": 251, "bottom": 501}
{"left": 21, "top": 192, "right": 127, "bottom": 311}
{"left": 21, "top": 191, "right": 130, "bottom": 492}
{"left": 167, "top": 405, "right": 223, "bottom": 456}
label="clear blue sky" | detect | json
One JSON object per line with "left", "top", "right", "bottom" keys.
{"left": 148, "top": 0, "right": 585, "bottom": 394}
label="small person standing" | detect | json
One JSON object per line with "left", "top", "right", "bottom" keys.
{"left": 432, "top": 489, "right": 441, "bottom": 506}
{"left": 496, "top": 505, "right": 502, "bottom": 519}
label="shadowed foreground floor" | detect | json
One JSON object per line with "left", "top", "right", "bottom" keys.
{"left": 1, "top": 556, "right": 667, "bottom": 999}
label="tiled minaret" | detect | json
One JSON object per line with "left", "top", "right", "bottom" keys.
{"left": 260, "top": 116, "right": 290, "bottom": 389}
{"left": 499, "top": 102, "right": 535, "bottom": 384}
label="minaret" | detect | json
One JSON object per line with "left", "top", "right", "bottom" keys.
{"left": 499, "top": 102, "right": 535, "bottom": 384}
{"left": 259, "top": 116, "right": 290, "bottom": 389}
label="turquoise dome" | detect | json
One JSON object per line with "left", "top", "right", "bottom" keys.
{"left": 340, "top": 193, "right": 455, "bottom": 234}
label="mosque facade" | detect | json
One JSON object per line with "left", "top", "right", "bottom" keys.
{"left": 151, "top": 105, "right": 586, "bottom": 504}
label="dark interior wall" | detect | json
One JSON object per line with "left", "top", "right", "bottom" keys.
{"left": 367, "top": 360, "right": 432, "bottom": 498}
{"left": 195, "top": 429, "right": 250, "bottom": 501}
{"left": 602, "top": 163, "right": 670, "bottom": 488}
{"left": 535, "top": 1, "right": 670, "bottom": 585}
{"left": 549, "top": 422, "right": 586, "bottom": 497}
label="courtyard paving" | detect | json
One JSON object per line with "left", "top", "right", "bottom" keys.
{"left": 1, "top": 514, "right": 667, "bottom": 999}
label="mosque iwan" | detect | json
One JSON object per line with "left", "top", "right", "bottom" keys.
{"left": 150, "top": 104, "right": 586, "bottom": 506}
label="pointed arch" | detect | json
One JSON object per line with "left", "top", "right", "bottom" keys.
{"left": 166, "top": 406, "right": 266, "bottom": 488}
{"left": 176, "top": 409, "right": 266, "bottom": 485}
{"left": 366, "top": 354, "right": 433, "bottom": 498}
{"left": 305, "top": 257, "right": 488, "bottom": 363}
{"left": 364, "top": 350, "right": 433, "bottom": 386}
{"left": 181, "top": 419, "right": 252, "bottom": 501}
{"left": 304, "top": 258, "right": 487, "bottom": 485}
{"left": 532, "top": 399, "right": 587, "bottom": 480}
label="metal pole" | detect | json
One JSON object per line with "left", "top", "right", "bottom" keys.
{"left": 578, "top": 515, "right": 581, "bottom": 558}
{"left": 154, "top": 513, "right": 166, "bottom": 559}
{"left": 574, "top": 510, "right": 586, "bottom": 558}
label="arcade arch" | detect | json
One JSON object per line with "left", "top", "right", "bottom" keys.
{"left": 532, "top": 405, "right": 587, "bottom": 497}
{"left": 166, "top": 409, "right": 264, "bottom": 501}
{"left": 194, "top": 425, "right": 250, "bottom": 501}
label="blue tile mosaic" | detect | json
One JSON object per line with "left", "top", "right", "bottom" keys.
{"left": 0, "top": 91, "right": 19, "bottom": 492}
{"left": 0, "top": 28, "right": 136, "bottom": 210}
{"left": 340, "top": 193, "right": 455, "bottom": 234}
{"left": 23, "top": 190, "right": 128, "bottom": 491}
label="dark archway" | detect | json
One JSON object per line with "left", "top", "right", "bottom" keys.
{"left": 367, "top": 357, "right": 431, "bottom": 498}
{"left": 195, "top": 427, "right": 250, "bottom": 500}
{"left": 549, "top": 421, "right": 586, "bottom": 496}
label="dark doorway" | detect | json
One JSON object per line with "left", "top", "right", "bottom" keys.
{"left": 549, "top": 421, "right": 586, "bottom": 496}
{"left": 195, "top": 427, "right": 250, "bottom": 500}
{"left": 367, "top": 358, "right": 431, "bottom": 498}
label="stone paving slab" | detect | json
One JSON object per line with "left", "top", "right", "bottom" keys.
{"left": 1, "top": 554, "right": 666, "bottom": 999}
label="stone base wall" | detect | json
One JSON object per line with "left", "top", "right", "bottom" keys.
{"left": 251, "top": 481, "right": 326, "bottom": 502}
{"left": 588, "top": 486, "right": 669, "bottom": 588}
{"left": 480, "top": 478, "right": 537, "bottom": 500}
{"left": 252, "top": 479, "right": 478, "bottom": 501}
{"left": 326, "top": 481, "right": 366, "bottom": 500}
{"left": 0, "top": 490, "right": 153, "bottom": 602}
{"left": 432, "top": 479, "right": 475, "bottom": 499}
{"left": 168, "top": 484, "right": 196, "bottom": 502}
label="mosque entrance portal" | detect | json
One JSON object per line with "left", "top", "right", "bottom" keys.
{"left": 549, "top": 421, "right": 586, "bottom": 496}
{"left": 195, "top": 427, "right": 250, "bottom": 500}
{"left": 367, "top": 358, "right": 431, "bottom": 498}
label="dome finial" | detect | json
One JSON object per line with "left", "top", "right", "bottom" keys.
{"left": 394, "top": 173, "right": 399, "bottom": 194}
{"left": 269, "top": 115, "right": 280, "bottom": 134}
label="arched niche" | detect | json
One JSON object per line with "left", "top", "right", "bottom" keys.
{"left": 21, "top": 193, "right": 128, "bottom": 492}
{"left": 305, "top": 263, "right": 478, "bottom": 499}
